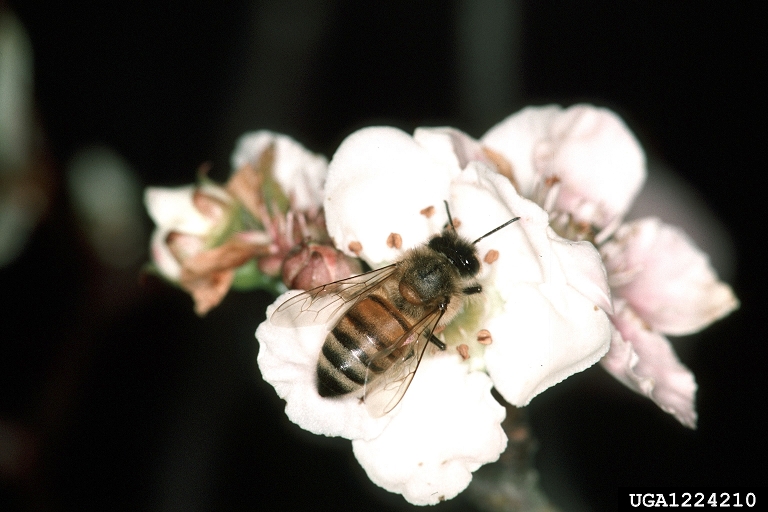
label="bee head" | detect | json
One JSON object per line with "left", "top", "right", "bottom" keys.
{"left": 428, "top": 231, "right": 480, "bottom": 277}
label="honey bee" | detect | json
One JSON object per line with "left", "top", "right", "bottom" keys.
{"left": 270, "top": 203, "right": 519, "bottom": 416}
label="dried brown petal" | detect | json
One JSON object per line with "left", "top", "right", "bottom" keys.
{"left": 225, "top": 142, "right": 276, "bottom": 219}
{"left": 179, "top": 235, "right": 269, "bottom": 315}
{"left": 192, "top": 187, "right": 230, "bottom": 221}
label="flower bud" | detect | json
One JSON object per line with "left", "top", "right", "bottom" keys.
{"left": 282, "top": 242, "right": 361, "bottom": 290}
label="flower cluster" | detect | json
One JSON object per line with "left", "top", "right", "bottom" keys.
{"left": 144, "top": 131, "right": 358, "bottom": 314}
{"left": 482, "top": 105, "right": 738, "bottom": 428}
{"left": 146, "top": 105, "right": 738, "bottom": 505}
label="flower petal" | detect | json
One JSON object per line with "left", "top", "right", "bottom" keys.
{"left": 452, "top": 165, "right": 612, "bottom": 311}
{"left": 324, "top": 127, "right": 454, "bottom": 267}
{"left": 602, "top": 217, "right": 739, "bottom": 335}
{"left": 485, "top": 282, "right": 611, "bottom": 406}
{"left": 549, "top": 236, "right": 613, "bottom": 314}
{"left": 145, "top": 184, "right": 231, "bottom": 281}
{"left": 256, "top": 292, "right": 391, "bottom": 440}
{"left": 602, "top": 301, "right": 698, "bottom": 428}
{"left": 231, "top": 131, "right": 328, "bottom": 211}
{"left": 145, "top": 184, "right": 226, "bottom": 236}
{"left": 482, "top": 105, "right": 563, "bottom": 197}
{"left": 149, "top": 228, "right": 182, "bottom": 280}
{"left": 448, "top": 166, "right": 612, "bottom": 405}
{"left": 413, "top": 126, "right": 487, "bottom": 172}
{"left": 180, "top": 234, "right": 271, "bottom": 315}
{"left": 352, "top": 354, "right": 506, "bottom": 506}
{"left": 533, "top": 104, "right": 646, "bottom": 228}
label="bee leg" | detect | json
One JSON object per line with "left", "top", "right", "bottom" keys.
{"left": 429, "top": 335, "right": 447, "bottom": 351}
{"left": 462, "top": 285, "right": 482, "bottom": 295}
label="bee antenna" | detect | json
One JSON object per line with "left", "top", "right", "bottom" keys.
{"left": 472, "top": 217, "right": 520, "bottom": 245}
{"left": 443, "top": 200, "right": 457, "bottom": 232}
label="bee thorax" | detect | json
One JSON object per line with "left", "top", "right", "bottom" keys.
{"left": 399, "top": 281, "right": 424, "bottom": 305}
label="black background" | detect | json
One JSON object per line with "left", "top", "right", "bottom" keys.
{"left": 1, "top": 2, "right": 763, "bottom": 511}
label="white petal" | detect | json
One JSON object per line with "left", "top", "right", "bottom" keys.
{"left": 484, "top": 282, "right": 611, "bottom": 406}
{"left": 452, "top": 165, "right": 611, "bottom": 311}
{"left": 144, "top": 184, "right": 228, "bottom": 281}
{"left": 352, "top": 354, "right": 506, "bottom": 506}
{"left": 602, "top": 302, "right": 698, "bottom": 428}
{"left": 255, "top": 292, "right": 391, "bottom": 440}
{"left": 413, "top": 126, "right": 487, "bottom": 172}
{"left": 449, "top": 166, "right": 612, "bottom": 405}
{"left": 534, "top": 104, "right": 646, "bottom": 227}
{"left": 324, "top": 126, "right": 454, "bottom": 267}
{"left": 482, "top": 105, "right": 563, "bottom": 197}
{"left": 549, "top": 235, "right": 613, "bottom": 314}
{"left": 148, "top": 228, "right": 181, "bottom": 280}
{"left": 602, "top": 217, "right": 739, "bottom": 335}
{"left": 144, "top": 185, "right": 221, "bottom": 235}
{"left": 231, "top": 130, "right": 328, "bottom": 210}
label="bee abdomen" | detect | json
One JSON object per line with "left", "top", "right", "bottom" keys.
{"left": 316, "top": 294, "right": 410, "bottom": 397}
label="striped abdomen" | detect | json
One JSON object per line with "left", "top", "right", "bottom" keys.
{"left": 317, "top": 293, "right": 412, "bottom": 397}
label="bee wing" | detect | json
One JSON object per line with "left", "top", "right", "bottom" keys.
{"left": 270, "top": 264, "right": 398, "bottom": 328}
{"left": 362, "top": 306, "right": 446, "bottom": 418}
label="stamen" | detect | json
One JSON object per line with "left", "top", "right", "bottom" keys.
{"left": 476, "top": 329, "right": 492, "bottom": 345}
{"left": 457, "top": 344, "right": 470, "bottom": 360}
{"left": 542, "top": 176, "right": 561, "bottom": 212}
{"left": 348, "top": 241, "right": 363, "bottom": 255}
{"left": 484, "top": 250, "right": 499, "bottom": 264}
{"left": 386, "top": 232, "right": 403, "bottom": 249}
{"left": 420, "top": 205, "right": 435, "bottom": 218}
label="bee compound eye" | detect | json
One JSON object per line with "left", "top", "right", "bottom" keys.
{"left": 399, "top": 281, "right": 424, "bottom": 305}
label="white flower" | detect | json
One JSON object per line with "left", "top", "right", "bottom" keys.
{"left": 145, "top": 182, "right": 241, "bottom": 282}
{"left": 145, "top": 181, "right": 272, "bottom": 315}
{"left": 482, "top": 104, "right": 739, "bottom": 428}
{"left": 231, "top": 130, "right": 327, "bottom": 211}
{"left": 256, "top": 125, "right": 612, "bottom": 504}
{"left": 145, "top": 130, "right": 329, "bottom": 314}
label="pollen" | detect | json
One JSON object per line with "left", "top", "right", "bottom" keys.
{"left": 457, "top": 344, "right": 470, "bottom": 360}
{"left": 476, "top": 329, "right": 492, "bottom": 345}
{"left": 386, "top": 232, "right": 403, "bottom": 249}
{"left": 348, "top": 240, "right": 363, "bottom": 255}
{"left": 484, "top": 249, "right": 499, "bottom": 264}
{"left": 420, "top": 205, "right": 435, "bottom": 218}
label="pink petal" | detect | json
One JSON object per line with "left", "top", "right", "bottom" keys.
{"left": 533, "top": 104, "right": 646, "bottom": 228}
{"left": 482, "top": 105, "right": 563, "bottom": 197}
{"left": 602, "top": 301, "right": 698, "bottom": 428}
{"left": 602, "top": 217, "right": 739, "bottom": 335}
